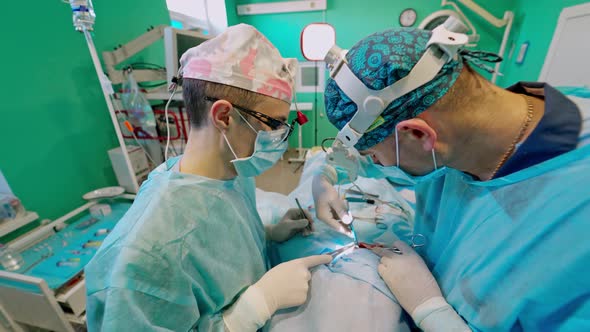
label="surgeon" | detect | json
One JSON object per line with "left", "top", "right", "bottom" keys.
{"left": 85, "top": 24, "right": 331, "bottom": 331}
{"left": 313, "top": 26, "right": 590, "bottom": 330}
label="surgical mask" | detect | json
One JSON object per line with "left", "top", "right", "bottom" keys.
{"left": 223, "top": 109, "right": 289, "bottom": 177}
{"left": 368, "top": 128, "right": 447, "bottom": 186}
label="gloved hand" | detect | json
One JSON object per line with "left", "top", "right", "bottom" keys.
{"left": 373, "top": 241, "right": 470, "bottom": 331}
{"left": 372, "top": 241, "right": 441, "bottom": 314}
{"left": 223, "top": 255, "right": 332, "bottom": 331}
{"left": 266, "top": 208, "right": 313, "bottom": 243}
{"left": 312, "top": 174, "right": 351, "bottom": 236}
{"left": 254, "top": 255, "right": 331, "bottom": 312}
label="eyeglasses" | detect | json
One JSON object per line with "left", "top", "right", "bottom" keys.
{"left": 205, "top": 96, "right": 296, "bottom": 141}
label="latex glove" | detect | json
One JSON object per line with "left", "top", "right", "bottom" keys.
{"left": 223, "top": 255, "right": 332, "bottom": 331}
{"left": 255, "top": 255, "right": 331, "bottom": 312}
{"left": 373, "top": 241, "right": 470, "bottom": 331}
{"left": 266, "top": 208, "right": 314, "bottom": 243}
{"left": 372, "top": 241, "right": 441, "bottom": 313}
{"left": 311, "top": 174, "right": 351, "bottom": 236}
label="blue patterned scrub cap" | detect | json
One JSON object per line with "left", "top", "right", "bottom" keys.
{"left": 325, "top": 27, "right": 467, "bottom": 150}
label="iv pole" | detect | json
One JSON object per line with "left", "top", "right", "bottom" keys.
{"left": 66, "top": 0, "right": 139, "bottom": 193}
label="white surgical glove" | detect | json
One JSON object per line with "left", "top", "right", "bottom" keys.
{"left": 223, "top": 255, "right": 332, "bottom": 331}
{"left": 266, "top": 208, "right": 313, "bottom": 243}
{"left": 312, "top": 173, "right": 351, "bottom": 236}
{"left": 373, "top": 241, "right": 471, "bottom": 332}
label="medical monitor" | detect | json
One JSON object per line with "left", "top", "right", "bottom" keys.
{"left": 164, "top": 27, "right": 210, "bottom": 85}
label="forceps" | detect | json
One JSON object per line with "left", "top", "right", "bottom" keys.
{"left": 327, "top": 243, "right": 356, "bottom": 261}
{"left": 361, "top": 234, "right": 426, "bottom": 255}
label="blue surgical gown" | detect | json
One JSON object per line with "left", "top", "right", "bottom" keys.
{"left": 414, "top": 145, "right": 590, "bottom": 331}
{"left": 325, "top": 88, "right": 590, "bottom": 330}
{"left": 85, "top": 157, "right": 268, "bottom": 331}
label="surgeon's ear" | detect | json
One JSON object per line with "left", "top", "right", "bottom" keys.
{"left": 210, "top": 99, "right": 233, "bottom": 130}
{"left": 396, "top": 119, "right": 437, "bottom": 151}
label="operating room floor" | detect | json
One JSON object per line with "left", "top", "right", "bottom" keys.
{"left": 255, "top": 148, "right": 304, "bottom": 195}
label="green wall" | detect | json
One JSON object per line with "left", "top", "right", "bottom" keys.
{"left": 0, "top": 0, "right": 169, "bottom": 239}
{"left": 233, "top": 0, "right": 517, "bottom": 148}
{"left": 226, "top": 0, "right": 242, "bottom": 26}
{"left": 498, "top": 0, "right": 590, "bottom": 87}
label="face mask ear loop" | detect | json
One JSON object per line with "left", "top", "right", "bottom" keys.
{"left": 222, "top": 132, "right": 239, "bottom": 159}
{"left": 395, "top": 126, "right": 401, "bottom": 168}
{"left": 431, "top": 149, "right": 438, "bottom": 170}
